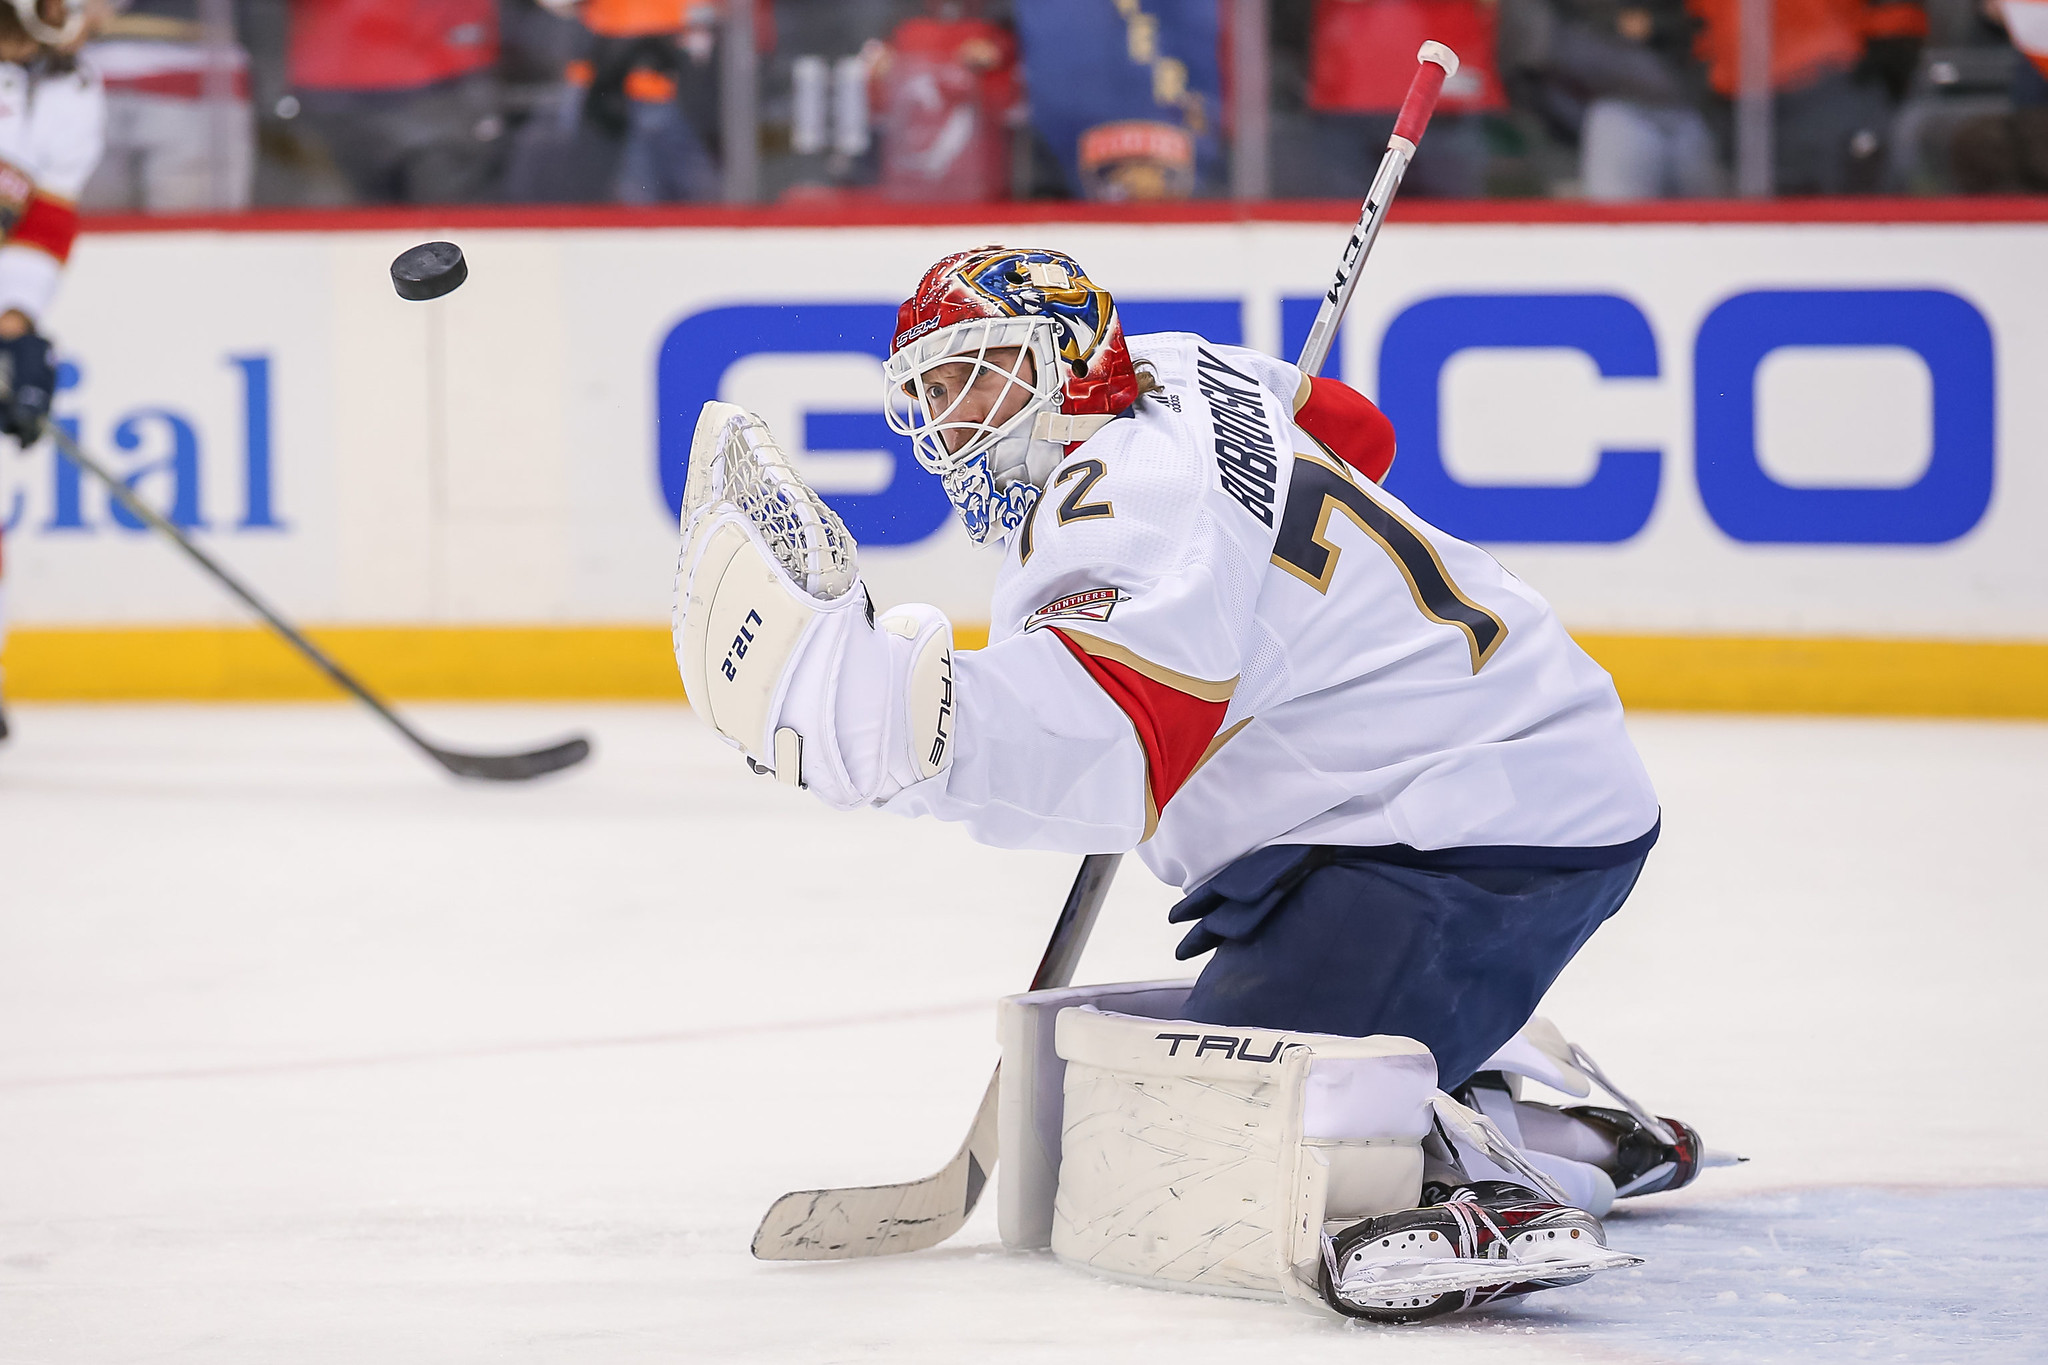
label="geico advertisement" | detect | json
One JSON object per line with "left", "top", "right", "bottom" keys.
{"left": 4, "top": 221, "right": 2042, "bottom": 638}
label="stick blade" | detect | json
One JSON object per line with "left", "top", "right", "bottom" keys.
{"left": 752, "top": 1071, "right": 998, "bottom": 1261}
{"left": 428, "top": 735, "right": 593, "bottom": 782}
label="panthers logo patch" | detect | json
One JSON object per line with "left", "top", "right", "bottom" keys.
{"left": 1023, "top": 587, "right": 1127, "bottom": 633}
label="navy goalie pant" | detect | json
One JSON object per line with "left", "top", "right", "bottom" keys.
{"left": 1172, "top": 840, "right": 1653, "bottom": 1090}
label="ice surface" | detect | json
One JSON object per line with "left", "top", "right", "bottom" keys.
{"left": 2, "top": 704, "right": 2044, "bottom": 1363}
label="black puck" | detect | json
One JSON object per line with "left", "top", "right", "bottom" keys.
{"left": 391, "top": 241, "right": 467, "bottom": 301}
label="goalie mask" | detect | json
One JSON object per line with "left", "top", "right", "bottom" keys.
{"left": 884, "top": 246, "right": 1140, "bottom": 545}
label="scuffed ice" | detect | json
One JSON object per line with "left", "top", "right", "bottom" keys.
{"left": 1, "top": 705, "right": 2044, "bottom": 1363}
{"left": 1485, "top": 1188, "right": 2048, "bottom": 1363}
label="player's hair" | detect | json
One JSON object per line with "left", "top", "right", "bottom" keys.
{"left": 1132, "top": 360, "right": 1163, "bottom": 399}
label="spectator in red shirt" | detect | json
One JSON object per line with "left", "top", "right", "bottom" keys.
{"left": 1297, "top": 0, "right": 1509, "bottom": 198}
{"left": 287, "top": 0, "right": 506, "bottom": 203}
{"left": 871, "top": 5, "right": 1019, "bottom": 201}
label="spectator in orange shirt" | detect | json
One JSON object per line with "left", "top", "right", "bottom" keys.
{"left": 508, "top": 0, "right": 723, "bottom": 203}
{"left": 1685, "top": 0, "right": 1925, "bottom": 192}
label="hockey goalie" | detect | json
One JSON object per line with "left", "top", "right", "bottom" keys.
{"left": 674, "top": 246, "right": 1730, "bottom": 1321}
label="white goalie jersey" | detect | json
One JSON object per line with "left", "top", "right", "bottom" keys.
{"left": 0, "top": 55, "right": 103, "bottom": 323}
{"left": 880, "top": 333, "right": 1660, "bottom": 890}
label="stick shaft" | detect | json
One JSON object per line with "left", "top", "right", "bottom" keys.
{"left": 49, "top": 425, "right": 447, "bottom": 763}
{"left": 1031, "top": 851, "right": 1121, "bottom": 992}
{"left": 1296, "top": 45, "right": 1458, "bottom": 375}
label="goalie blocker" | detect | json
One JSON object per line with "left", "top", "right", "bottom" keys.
{"left": 674, "top": 402, "right": 957, "bottom": 805}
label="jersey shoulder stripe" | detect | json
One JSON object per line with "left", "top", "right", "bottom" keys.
{"left": 1050, "top": 627, "right": 1234, "bottom": 839}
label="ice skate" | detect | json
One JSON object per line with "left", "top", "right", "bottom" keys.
{"left": 1318, "top": 1181, "right": 1642, "bottom": 1323}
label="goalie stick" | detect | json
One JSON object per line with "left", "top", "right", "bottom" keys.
{"left": 749, "top": 43, "right": 1460, "bottom": 1263}
{"left": 46, "top": 425, "right": 591, "bottom": 783}
{"left": 750, "top": 851, "right": 1120, "bottom": 1259}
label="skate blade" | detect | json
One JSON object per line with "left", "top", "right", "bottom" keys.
{"left": 1334, "top": 1248, "right": 1644, "bottom": 1304}
{"left": 1701, "top": 1149, "right": 1748, "bottom": 1168}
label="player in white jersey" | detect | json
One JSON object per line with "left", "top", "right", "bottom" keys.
{"left": 675, "top": 246, "right": 1710, "bottom": 1318}
{"left": 882, "top": 246, "right": 1660, "bottom": 1068}
{"left": 0, "top": 0, "right": 104, "bottom": 740}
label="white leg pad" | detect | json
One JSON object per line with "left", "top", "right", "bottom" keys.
{"left": 997, "top": 985, "right": 1439, "bottom": 1304}
{"left": 997, "top": 980, "right": 1197, "bottom": 1254}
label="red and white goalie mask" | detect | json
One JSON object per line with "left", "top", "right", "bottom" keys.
{"left": 884, "top": 246, "right": 1140, "bottom": 545}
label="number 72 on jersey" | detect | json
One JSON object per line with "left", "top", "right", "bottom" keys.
{"left": 1269, "top": 451, "right": 1508, "bottom": 674}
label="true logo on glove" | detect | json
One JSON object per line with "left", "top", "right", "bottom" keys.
{"left": 927, "top": 649, "right": 954, "bottom": 771}
{"left": 720, "top": 610, "right": 763, "bottom": 683}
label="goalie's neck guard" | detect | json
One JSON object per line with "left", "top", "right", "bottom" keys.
{"left": 884, "top": 246, "right": 1140, "bottom": 546}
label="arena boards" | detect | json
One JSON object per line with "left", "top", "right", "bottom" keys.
{"left": 6, "top": 207, "right": 2044, "bottom": 716}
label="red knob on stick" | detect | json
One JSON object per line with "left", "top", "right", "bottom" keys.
{"left": 1392, "top": 42, "right": 1460, "bottom": 148}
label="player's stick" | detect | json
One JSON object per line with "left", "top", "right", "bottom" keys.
{"left": 46, "top": 424, "right": 591, "bottom": 782}
{"left": 751, "top": 44, "right": 1460, "bottom": 1261}
{"left": 750, "top": 850, "right": 1120, "bottom": 1260}
{"left": 1297, "top": 40, "right": 1458, "bottom": 375}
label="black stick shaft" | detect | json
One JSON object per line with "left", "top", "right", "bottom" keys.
{"left": 1029, "top": 852, "right": 1121, "bottom": 992}
{"left": 50, "top": 424, "right": 455, "bottom": 766}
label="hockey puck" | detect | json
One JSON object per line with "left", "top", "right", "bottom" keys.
{"left": 391, "top": 241, "right": 467, "bottom": 301}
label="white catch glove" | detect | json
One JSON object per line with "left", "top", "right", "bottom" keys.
{"left": 673, "top": 402, "right": 956, "bottom": 808}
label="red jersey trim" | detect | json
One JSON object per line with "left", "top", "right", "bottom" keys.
{"left": 1294, "top": 375, "right": 1396, "bottom": 484}
{"left": 1051, "top": 628, "right": 1234, "bottom": 840}
{"left": 11, "top": 193, "right": 79, "bottom": 263}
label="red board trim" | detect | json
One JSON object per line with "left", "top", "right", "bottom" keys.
{"left": 73, "top": 196, "right": 2048, "bottom": 236}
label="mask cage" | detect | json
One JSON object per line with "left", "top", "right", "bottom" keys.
{"left": 884, "top": 316, "right": 1063, "bottom": 488}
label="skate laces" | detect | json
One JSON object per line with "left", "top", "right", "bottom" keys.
{"left": 1567, "top": 1043, "right": 1680, "bottom": 1146}
{"left": 1457, "top": 1196, "right": 1513, "bottom": 1262}
{"left": 1323, "top": 1191, "right": 1524, "bottom": 1300}
{"left": 1428, "top": 1092, "right": 1571, "bottom": 1206}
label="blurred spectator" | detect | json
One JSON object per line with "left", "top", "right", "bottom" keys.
{"left": 870, "top": 3, "right": 1018, "bottom": 201}
{"left": 1501, "top": 0, "right": 1720, "bottom": 198}
{"left": 570, "top": 0, "right": 721, "bottom": 202}
{"left": 1302, "top": 0, "right": 1507, "bottom": 198}
{"left": 286, "top": 0, "right": 505, "bottom": 203}
{"left": 78, "top": 1, "right": 256, "bottom": 211}
{"left": 1951, "top": 0, "right": 2048, "bottom": 188}
{"left": 506, "top": 0, "right": 768, "bottom": 203}
{"left": 1686, "top": 0, "right": 1925, "bottom": 192}
{"left": 1015, "top": 0, "right": 1223, "bottom": 200}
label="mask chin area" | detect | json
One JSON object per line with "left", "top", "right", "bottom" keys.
{"left": 1021, "top": 437, "right": 1069, "bottom": 489}
{"left": 985, "top": 432, "right": 1040, "bottom": 491}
